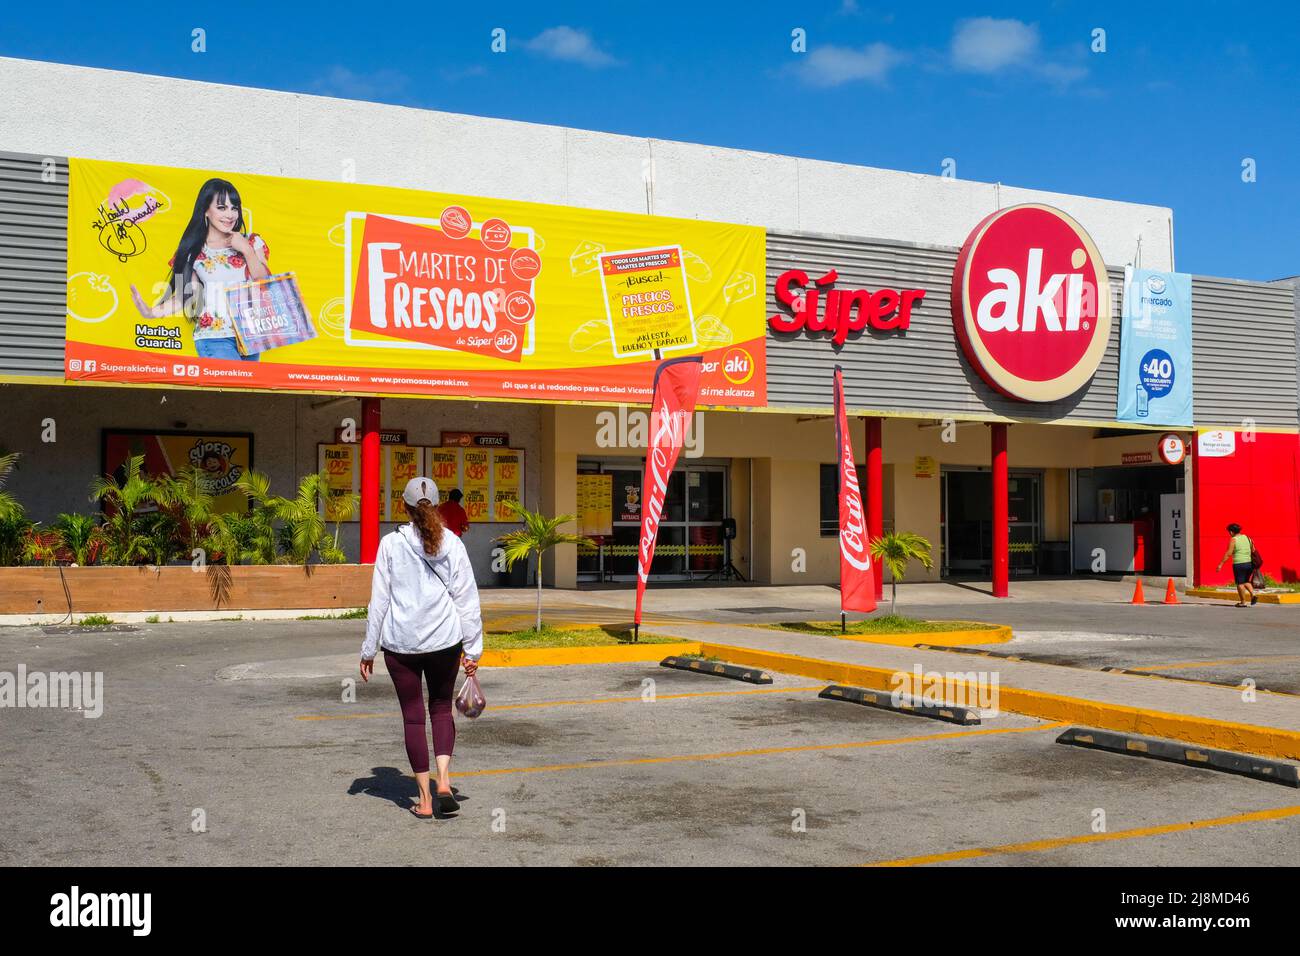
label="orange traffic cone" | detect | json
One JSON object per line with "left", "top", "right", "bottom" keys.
{"left": 1164, "top": 579, "right": 1180, "bottom": 605}
{"left": 1131, "top": 578, "right": 1146, "bottom": 605}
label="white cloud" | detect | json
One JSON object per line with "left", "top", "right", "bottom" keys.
{"left": 308, "top": 66, "right": 409, "bottom": 101}
{"left": 951, "top": 17, "right": 1040, "bottom": 73}
{"left": 949, "top": 17, "right": 1087, "bottom": 87}
{"left": 524, "top": 26, "right": 619, "bottom": 68}
{"left": 1037, "top": 61, "right": 1088, "bottom": 86}
{"left": 793, "top": 42, "right": 906, "bottom": 87}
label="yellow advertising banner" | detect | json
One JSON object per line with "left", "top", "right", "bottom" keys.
{"left": 576, "top": 474, "right": 613, "bottom": 537}
{"left": 599, "top": 247, "right": 694, "bottom": 357}
{"left": 462, "top": 449, "right": 491, "bottom": 523}
{"left": 319, "top": 444, "right": 359, "bottom": 521}
{"left": 64, "top": 158, "right": 766, "bottom": 406}
{"left": 492, "top": 450, "right": 522, "bottom": 521}
{"left": 384, "top": 445, "right": 422, "bottom": 521}
{"left": 428, "top": 447, "right": 461, "bottom": 489}
{"left": 914, "top": 455, "right": 938, "bottom": 479}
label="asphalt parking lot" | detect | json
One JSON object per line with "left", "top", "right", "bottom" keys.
{"left": 898, "top": 600, "right": 1300, "bottom": 696}
{"left": 3, "top": 619, "right": 1300, "bottom": 867}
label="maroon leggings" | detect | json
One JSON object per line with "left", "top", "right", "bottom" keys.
{"left": 383, "top": 644, "right": 462, "bottom": 774}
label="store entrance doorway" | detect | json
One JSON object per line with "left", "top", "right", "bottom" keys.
{"left": 941, "top": 468, "right": 1043, "bottom": 577}
{"left": 576, "top": 459, "right": 730, "bottom": 583}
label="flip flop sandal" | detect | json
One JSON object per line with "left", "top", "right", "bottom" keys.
{"left": 410, "top": 804, "right": 434, "bottom": 820}
{"left": 435, "top": 790, "right": 460, "bottom": 814}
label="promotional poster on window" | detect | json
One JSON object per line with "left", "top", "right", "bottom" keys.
{"left": 64, "top": 159, "right": 766, "bottom": 406}
{"left": 1115, "top": 267, "right": 1193, "bottom": 426}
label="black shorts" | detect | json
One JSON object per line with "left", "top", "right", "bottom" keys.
{"left": 1232, "top": 562, "right": 1254, "bottom": 585}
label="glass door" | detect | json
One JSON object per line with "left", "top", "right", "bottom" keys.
{"left": 941, "top": 468, "right": 1042, "bottom": 577}
{"left": 686, "top": 466, "right": 726, "bottom": 576}
{"left": 942, "top": 469, "right": 991, "bottom": 576}
{"left": 1008, "top": 472, "right": 1042, "bottom": 575}
{"left": 578, "top": 460, "right": 728, "bottom": 582}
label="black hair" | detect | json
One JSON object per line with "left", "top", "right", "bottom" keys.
{"left": 447, "top": 488, "right": 464, "bottom": 503}
{"left": 1227, "top": 523, "right": 1242, "bottom": 535}
{"left": 165, "top": 178, "right": 246, "bottom": 319}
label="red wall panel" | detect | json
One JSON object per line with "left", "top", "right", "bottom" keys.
{"left": 1193, "top": 432, "right": 1300, "bottom": 585}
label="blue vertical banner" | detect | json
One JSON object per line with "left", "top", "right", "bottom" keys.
{"left": 1116, "top": 267, "right": 1194, "bottom": 425}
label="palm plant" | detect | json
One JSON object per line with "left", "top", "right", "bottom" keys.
{"left": 496, "top": 502, "right": 595, "bottom": 633}
{"left": 275, "top": 471, "right": 357, "bottom": 564}
{"left": 243, "top": 471, "right": 358, "bottom": 565}
{"left": 0, "top": 452, "right": 20, "bottom": 523}
{"left": 88, "top": 454, "right": 161, "bottom": 565}
{"left": 155, "top": 466, "right": 220, "bottom": 561}
{"left": 208, "top": 471, "right": 279, "bottom": 565}
{"left": 53, "top": 512, "right": 102, "bottom": 566}
{"left": 0, "top": 513, "right": 33, "bottom": 566}
{"left": 868, "top": 531, "right": 935, "bottom": 615}
{"left": 138, "top": 511, "right": 182, "bottom": 565}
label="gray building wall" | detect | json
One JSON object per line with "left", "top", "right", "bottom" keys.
{"left": 0, "top": 151, "right": 65, "bottom": 374}
{"left": 764, "top": 230, "right": 1297, "bottom": 429}
{"left": 0, "top": 383, "right": 541, "bottom": 579}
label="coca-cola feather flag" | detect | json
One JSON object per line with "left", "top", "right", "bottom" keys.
{"left": 635, "top": 356, "right": 703, "bottom": 626}
{"left": 834, "top": 366, "right": 876, "bottom": 612}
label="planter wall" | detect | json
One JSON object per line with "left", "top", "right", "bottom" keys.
{"left": 0, "top": 564, "right": 375, "bottom": 615}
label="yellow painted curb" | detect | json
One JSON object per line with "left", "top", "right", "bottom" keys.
{"left": 767, "top": 623, "right": 1012, "bottom": 648}
{"left": 697, "top": 642, "right": 1300, "bottom": 761}
{"left": 1186, "top": 588, "right": 1300, "bottom": 605}
{"left": 481, "top": 642, "right": 701, "bottom": 668}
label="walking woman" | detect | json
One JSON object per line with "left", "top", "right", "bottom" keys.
{"left": 1215, "top": 522, "right": 1258, "bottom": 607}
{"left": 360, "top": 476, "right": 483, "bottom": 819}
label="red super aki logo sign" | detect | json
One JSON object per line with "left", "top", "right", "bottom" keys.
{"left": 951, "top": 204, "right": 1112, "bottom": 403}
{"left": 770, "top": 269, "right": 925, "bottom": 347}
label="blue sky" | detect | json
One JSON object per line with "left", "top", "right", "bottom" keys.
{"left": 2, "top": 0, "right": 1297, "bottom": 279}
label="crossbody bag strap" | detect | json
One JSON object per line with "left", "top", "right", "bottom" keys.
{"left": 400, "top": 527, "right": 452, "bottom": 591}
{"left": 420, "top": 553, "right": 449, "bottom": 590}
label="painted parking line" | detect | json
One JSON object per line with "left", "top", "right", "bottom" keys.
{"left": 1129, "top": 655, "right": 1300, "bottom": 672}
{"left": 294, "top": 684, "right": 826, "bottom": 721}
{"left": 452, "top": 722, "right": 1067, "bottom": 780}
{"left": 867, "top": 803, "right": 1300, "bottom": 867}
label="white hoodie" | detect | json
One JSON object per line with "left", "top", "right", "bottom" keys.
{"left": 361, "top": 523, "right": 483, "bottom": 661}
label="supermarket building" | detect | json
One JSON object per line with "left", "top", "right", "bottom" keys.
{"left": 1, "top": 56, "right": 1297, "bottom": 599}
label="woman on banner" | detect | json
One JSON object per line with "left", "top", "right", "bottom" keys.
{"left": 360, "top": 477, "right": 484, "bottom": 819}
{"left": 1215, "top": 523, "right": 1259, "bottom": 607}
{"left": 130, "top": 177, "right": 270, "bottom": 361}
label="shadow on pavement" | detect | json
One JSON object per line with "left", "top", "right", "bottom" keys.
{"left": 348, "top": 767, "right": 416, "bottom": 808}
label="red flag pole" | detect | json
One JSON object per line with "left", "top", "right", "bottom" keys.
{"left": 634, "top": 356, "right": 704, "bottom": 635}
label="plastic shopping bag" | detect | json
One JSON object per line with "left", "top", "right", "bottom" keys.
{"left": 226, "top": 271, "right": 317, "bottom": 356}
{"left": 455, "top": 674, "right": 486, "bottom": 719}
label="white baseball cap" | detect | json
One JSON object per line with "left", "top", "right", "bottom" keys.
{"left": 401, "top": 476, "right": 439, "bottom": 507}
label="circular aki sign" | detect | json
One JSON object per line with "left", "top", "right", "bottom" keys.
{"left": 1158, "top": 433, "right": 1186, "bottom": 465}
{"left": 951, "top": 204, "right": 1112, "bottom": 402}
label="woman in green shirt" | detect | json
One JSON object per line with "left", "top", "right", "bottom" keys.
{"left": 1215, "top": 523, "right": 1257, "bottom": 606}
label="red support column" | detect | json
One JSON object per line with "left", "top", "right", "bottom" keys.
{"left": 991, "top": 423, "right": 1009, "bottom": 598}
{"left": 865, "top": 416, "right": 884, "bottom": 601}
{"left": 360, "top": 398, "right": 382, "bottom": 564}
